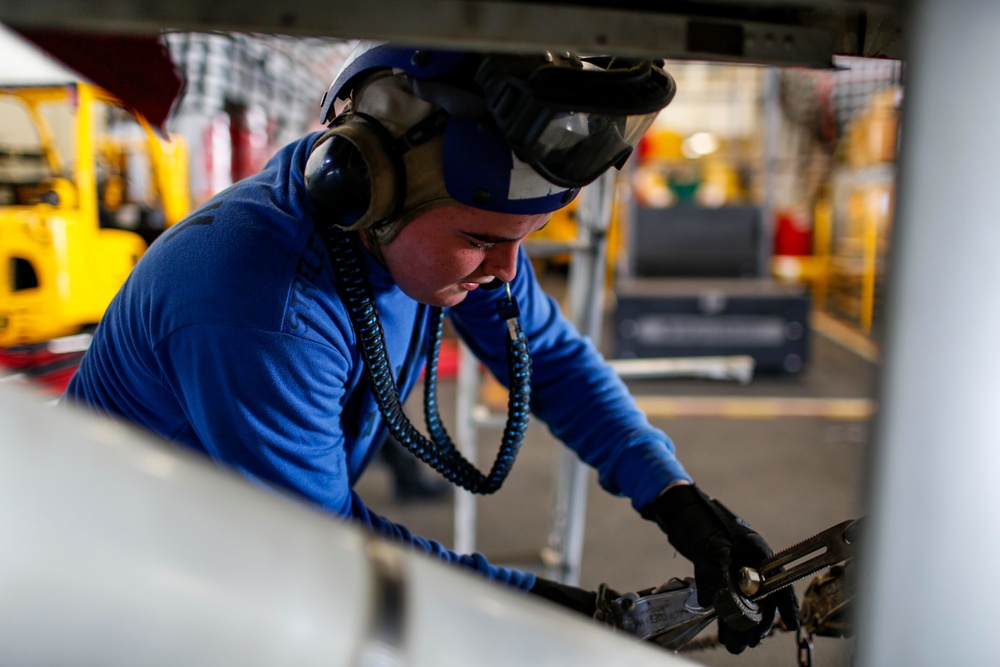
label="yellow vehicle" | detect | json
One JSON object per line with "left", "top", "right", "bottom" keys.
{"left": 0, "top": 82, "right": 190, "bottom": 347}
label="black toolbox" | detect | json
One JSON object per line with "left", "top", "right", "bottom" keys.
{"left": 613, "top": 278, "right": 810, "bottom": 374}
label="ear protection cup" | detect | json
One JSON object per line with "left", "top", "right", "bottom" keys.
{"left": 304, "top": 112, "right": 406, "bottom": 231}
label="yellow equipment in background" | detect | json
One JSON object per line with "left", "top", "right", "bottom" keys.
{"left": 0, "top": 82, "right": 190, "bottom": 347}
{"left": 529, "top": 182, "right": 627, "bottom": 285}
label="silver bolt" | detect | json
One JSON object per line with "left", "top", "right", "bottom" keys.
{"left": 738, "top": 567, "right": 762, "bottom": 596}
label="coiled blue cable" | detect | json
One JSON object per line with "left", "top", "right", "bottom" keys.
{"left": 321, "top": 225, "right": 532, "bottom": 494}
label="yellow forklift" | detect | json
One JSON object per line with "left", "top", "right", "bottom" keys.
{"left": 0, "top": 81, "right": 190, "bottom": 349}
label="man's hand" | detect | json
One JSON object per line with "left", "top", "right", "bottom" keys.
{"left": 641, "top": 484, "right": 800, "bottom": 654}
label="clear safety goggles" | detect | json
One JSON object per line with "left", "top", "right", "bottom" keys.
{"left": 472, "top": 55, "right": 675, "bottom": 188}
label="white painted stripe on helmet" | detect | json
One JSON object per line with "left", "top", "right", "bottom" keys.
{"left": 338, "top": 40, "right": 385, "bottom": 78}
{"left": 507, "top": 153, "right": 568, "bottom": 200}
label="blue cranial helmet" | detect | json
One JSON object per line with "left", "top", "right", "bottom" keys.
{"left": 317, "top": 41, "right": 676, "bottom": 218}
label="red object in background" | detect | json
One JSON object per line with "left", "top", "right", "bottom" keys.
{"left": 5, "top": 336, "right": 459, "bottom": 399}
{"left": 419, "top": 338, "right": 460, "bottom": 381}
{"left": 773, "top": 208, "right": 814, "bottom": 256}
{"left": 13, "top": 28, "right": 183, "bottom": 131}
{"left": 636, "top": 134, "right": 653, "bottom": 163}
{"left": 0, "top": 345, "right": 84, "bottom": 396}
{"left": 230, "top": 104, "right": 276, "bottom": 182}
{"left": 437, "top": 338, "right": 459, "bottom": 379}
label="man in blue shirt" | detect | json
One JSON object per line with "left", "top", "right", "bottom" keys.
{"left": 65, "top": 42, "right": 798, "bottom": 653}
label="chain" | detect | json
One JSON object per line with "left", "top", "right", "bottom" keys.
{"left": 675, "top": 624, "right": 789, "bottom": 654}
{"left": 675, "top": 623, "right": 819, "bottom": 667}
{"left": 797, "top": 627, "right": 815, "bottom": 667}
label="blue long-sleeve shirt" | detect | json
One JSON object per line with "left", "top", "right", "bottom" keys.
{"left": 64, "top": 132, "right": 691, "bottom": 589}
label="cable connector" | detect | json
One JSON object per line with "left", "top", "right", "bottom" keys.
{"left": 496, "top": 282, "right": 522, "bottom": 341}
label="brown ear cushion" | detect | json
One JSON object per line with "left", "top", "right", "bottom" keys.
{"left": 349, "top": 72, "right": 461, "bottom": 244}
{"left": 369, "top": 132, "right": 461, "bottom": 246}
{"left": 320, "top": 116, "right": 402, "bottom": 231}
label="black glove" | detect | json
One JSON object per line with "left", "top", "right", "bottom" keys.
{"left": 528, "top": 576, "right": 598, "bottom": 618}
{"left": 641, "top": 484, "right": 800, "bottom": 654}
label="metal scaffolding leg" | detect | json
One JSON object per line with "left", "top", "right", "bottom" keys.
{"left": 453, "top": 341, "right": 481, "bottom": 556}
{"left": 541, "top": 171, "right": 616, "bottom": 585}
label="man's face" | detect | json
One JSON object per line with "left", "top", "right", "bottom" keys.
{"left": 378, "top": 205, "right": 551, "bottom": 307}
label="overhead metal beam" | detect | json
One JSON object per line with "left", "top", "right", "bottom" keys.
{"left": 0, "top": 0, "right": 904, "bottom": 64}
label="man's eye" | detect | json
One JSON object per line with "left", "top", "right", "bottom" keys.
{"left": 471, "top": 241, "right": 497, "bottom": 251}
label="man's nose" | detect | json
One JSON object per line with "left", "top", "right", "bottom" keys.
{"left": 483, "top": 243, "right": 519, "bottom": 283}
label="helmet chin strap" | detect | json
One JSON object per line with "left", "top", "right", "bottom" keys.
{"left": 362, "top": 227, "right": 388, "bottom": 267}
